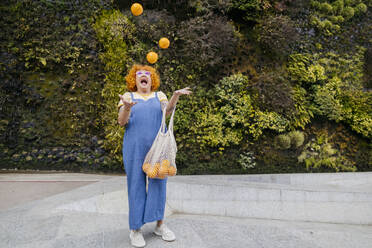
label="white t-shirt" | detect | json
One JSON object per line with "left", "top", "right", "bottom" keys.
{"left": 117, "top": 91, "right": 168, "bottom": 109}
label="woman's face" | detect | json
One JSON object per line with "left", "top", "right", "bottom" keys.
{"left": 135, "top": 70, "right": 152, "bottom": 91}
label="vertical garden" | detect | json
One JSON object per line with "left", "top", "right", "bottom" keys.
{"left": 0, "top": 0, "right": 371, "bottom": 174}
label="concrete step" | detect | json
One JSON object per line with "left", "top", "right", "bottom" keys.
{"left": 166, "top": 173, "right": 372, "bottom": 225}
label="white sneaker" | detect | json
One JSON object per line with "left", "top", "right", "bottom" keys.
{"left": 129, "top": 229, "right": 146, "bottom": 248}
{"left": 154, "top": 223, "right": 176, "bottom": 241}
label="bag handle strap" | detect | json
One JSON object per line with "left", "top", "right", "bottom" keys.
{"left": 168, "top": 105, "right": 176, "bottom": 132}
{"left": 160, "top": 107, "right": 167, "bottom": 134}
{"left": 159, "top": 104, "right": 176, "bottom": 134}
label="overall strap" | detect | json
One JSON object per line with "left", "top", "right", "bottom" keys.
{"left": 130, "top": 92, "right": 134, "bottom": 101}
{"left": 155, "top": 91, "right": 159, "bottom": 100}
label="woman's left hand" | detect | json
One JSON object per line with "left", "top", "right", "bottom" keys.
{"left": 166, "top": 87, "right": 192, "bottom": 115}
{"left": 174, "top": 87, "right": 192, "bottom": 96}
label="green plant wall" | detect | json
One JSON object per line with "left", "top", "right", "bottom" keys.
{"left": 1, "top": 0, "right": 371, "bottom": 174}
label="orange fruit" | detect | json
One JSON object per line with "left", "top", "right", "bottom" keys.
{"left": 159, "top": 38, "right": 170, "bottom": 49}
{"left": 131, "top": 3, "right": 143, "bottom": 16}
{"left": 142, "top": 163, "right": 151, "bottom": 173}
{"left": 146, "top": 51, "right": 158, "bottom": 64}
{"left": 159, "top": 164, "right": 168, "bottom": 174}
{"left": 158, "top": 174, "right": 166, "bottom": 179}
{"left": 168, "top": 166, "right": 177, "bottom": 176}
{"left": 154, "top": 162, "right": 160, "bottom": 170}
{"left": 147, "top": 167, "right": 158, "bottom": 178}
{"left": 158, "top": 164, "right": 168, "bottom": 178}
{"left": 161, "top": 159, "right": 170, "bottom": 168}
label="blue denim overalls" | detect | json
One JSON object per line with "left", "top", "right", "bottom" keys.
{"left": 122, "top": 91, "right": 168, "bottom": 230}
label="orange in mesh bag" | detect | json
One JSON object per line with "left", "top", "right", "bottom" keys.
{"left": 142, "top": 106, "right": 177, "bottom": 179}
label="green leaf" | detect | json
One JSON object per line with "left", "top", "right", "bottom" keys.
{"left": 39, "top": 57, "right": 47, "bottom": 66}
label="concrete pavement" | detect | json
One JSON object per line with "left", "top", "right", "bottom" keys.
{"left": 0, "top": 172, "right": 371, "bottom": 248}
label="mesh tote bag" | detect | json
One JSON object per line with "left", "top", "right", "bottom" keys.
{"left": 142, "top": 106, "right": 177, "bottom": 179}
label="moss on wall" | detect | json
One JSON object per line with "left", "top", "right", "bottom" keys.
{"left": 1, "top": 0, "right": 371, "bottom": 173}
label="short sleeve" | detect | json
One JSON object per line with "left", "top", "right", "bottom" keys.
{"left": 158, "top": 91, "right": 168, "bottom": 102}
{"left": 117, "top": 92, "right": 132, "bottom": 109}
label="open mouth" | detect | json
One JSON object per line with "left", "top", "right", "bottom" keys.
{"left": 140, "top": 77, "right": 148, "bottom": 86}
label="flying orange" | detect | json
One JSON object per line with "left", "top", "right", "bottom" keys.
{"left": 131, "top": 3, "right": 143, "bottom": 16}
{"left": 159, "top": 38, "right": 170, "bottom": 49}
{"left": 146, "top": 51, "right": 158, "bottom": 64}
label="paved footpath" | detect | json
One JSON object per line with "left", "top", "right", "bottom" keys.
{"left": 0, "top": 172, "right": 371, "bottom": 248}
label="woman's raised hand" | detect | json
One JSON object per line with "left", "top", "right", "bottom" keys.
{"left": 174, "top": 87, "right": 192, "bottom": 96}
{"left": 118, "top": 94, "right": 137, "bottom": 110}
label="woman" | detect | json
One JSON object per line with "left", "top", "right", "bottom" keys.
{"left": 117, "top": 64, "right": 191, "bottom": 248}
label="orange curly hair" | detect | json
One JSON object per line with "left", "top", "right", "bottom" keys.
{"left": 124, "top": 64, "right": 160, "bottom": 92}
